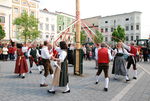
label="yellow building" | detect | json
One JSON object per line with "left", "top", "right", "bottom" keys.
{"left": 0, "top": 0, "right": 39, "bottom": 41}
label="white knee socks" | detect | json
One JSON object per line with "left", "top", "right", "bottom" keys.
{"left": 105, "top": 78, "right": 109, "bottom": 88}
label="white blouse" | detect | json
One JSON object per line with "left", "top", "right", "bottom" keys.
{"left": 59, "top": 50, "right": 67, "bottom": 63}
{"left": 114, "top": 48, "right": 130, "bottom": 56}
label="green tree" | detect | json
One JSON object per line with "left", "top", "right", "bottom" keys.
{"left": 13, "top": 11, "right": 40, "bottom": 43}
{"left": 94, "top": 30, "right": 103, "bottom": 44}
{"left": 0, "top": 19, "right": 6, "bottom": 40}
{"left": 112, "top": 25, "right": 126, "bottom": 42}
{"left": 80, "top": 30, "right": 87, "bottom": 44}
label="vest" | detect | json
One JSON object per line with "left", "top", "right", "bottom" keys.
{"left": 98, "top": 48, "right": 109, "bottom": 63}
{"left": 30, "top": 48, "right": 37, "bottom": 58}
{"left": 130, "top": 45, "right": 137, "bottom": 56}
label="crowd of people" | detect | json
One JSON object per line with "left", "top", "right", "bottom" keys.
{"left": 0, "top": 40, "right": 150, "bottom": 93}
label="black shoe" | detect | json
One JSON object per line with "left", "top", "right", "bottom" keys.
{"left": 18, "top": 74, "right": 21, "bottom": 76}
{"left": 133, "top": 77, "right": 137, "bottom": 80}
{"left": 22, "top": 76, "right": 25, "bottom": 79}
{"left": 95, "top": 82, "right": 98, "bottom": 84}
{"left": 126, "top": 79, "right": 130, "bottom": 82}
{"left": 29, "top": 71, "right": 32, "bottom": 73}
{"left": 40, "top": 84, "right": 48, "bottom": 87}
{"left": 47, "top": 90, "right": 55, "bottom": 94}
{"left": 104, "top": 88, "right": 108, "bottom": 92}
{"left": 40, "top": 71, "right": 42, "bottom": 74}
{"left": 62, "top": 90, "right": 70, "bottom": 93}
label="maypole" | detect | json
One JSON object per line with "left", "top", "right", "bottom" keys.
{"left": 74, "top": 0, "right": 82, "bottom": 75}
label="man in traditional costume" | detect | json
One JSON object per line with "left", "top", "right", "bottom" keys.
{"left": 28, "top": 43, "right": 42, "bottom": 74}
{"left": 95, "top": 43, "right": 112, "bottom": 91}
{"left": 123, "top": 42, "right": 138, "bottom": 79}
{"left": 40, "top": 41, "right": 53, "bottom": 87}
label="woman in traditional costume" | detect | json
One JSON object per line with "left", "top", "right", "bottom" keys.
{"left": 48, "top": 41, "right": 70, "bottom": 94}
{"left": 14, "top": 43, "right": 28, "bottom": 79}
{"left": 112, "top": 42, "right": 133, "bottom": 82}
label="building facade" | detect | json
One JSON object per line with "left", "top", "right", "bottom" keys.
{"left": 0, "top": 0, "right": 39, "bottom": 41}
{"left": 82, "top": 11, "right": 141, "bottom": 44}
{"left": 56, "top": 11, "right": 75, "bottom": 43}
{"left": 0, "top": 4, "right": 11, "bottom": 40}
{"left": 39, "top": 8, "right": 57, "bottom": 42}
{"left": 99, "top": 11, "right": 141, "bottom": 44}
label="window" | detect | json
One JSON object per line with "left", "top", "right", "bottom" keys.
{"left": 105, "top": 28, "right": 108, "bottom": 32}
{"left": 136, "top": 36, "right": 139, "bottom": 40}
{"left": 40, "top": 23, "right": 43, "bottom": 30}
{"left": 105, "top": 21, "right": 108, "bottom": 23}
{"left": 14, "top": 8, "right": 19, "bottom": 13}
{"left": 126, "top": 36, "right": 129, "bottom": 41}
{"left": 46, "top": 18, "right": 49, "bottom": 22}
{"left": 51, "top": 25, "right": 55, "bottom": 31}
{"left": 105, "top": 37, "right": 108, "bottom": 42}
{"left": 131, "top": 36, "right": 134, "bottom": 41}
{"left": 22, "top": 9, "right": 26, "bottom": 13}
{"left": 136, "top": 25, "right": 139, "bottom": 30}
{"left": 0, "top": 16, "right": 5, "bottom": 23}
{"left": 125, "top": 18, "right": 129, "bottom": 21}
{"left": 22, "top": 1, "right": 27, "bottom": 5}
{"left": 45, "top": 24, "right": 49, "bottom": 31}
{"left": 111, "top": 37, "right": 113, "bottom": 41}
{"left": 126, "top": 26, "right": 129, "bottom": 31}
{"left": 31, "top": 11, "right": 35, "bottom": 16}
{"left": 46, "top": 35, "right": 49, "bottom": 38}
{"left": 59, "top": 25, "right": 61, "bottom": 31}
{"left": 101, "top": 28, "right": 104, "bottom": 33}
{"left": 111, "top": 27, "right": 114, "bottom": 32}
{"left": 131, "top": 25, "right": 134, "bottom": 30}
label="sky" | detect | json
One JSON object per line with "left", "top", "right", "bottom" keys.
{"left": 39, "top": 0, "right": 150, "bottom": 38}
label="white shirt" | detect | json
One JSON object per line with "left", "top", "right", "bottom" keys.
{"left": 41, "top": 46, "right": 52, "bottom": 59}
{"left": 22, "top": 46, "right": 28, "bottom": 53}
{"left": 2, "top": 47, "right": 8, "bottom": 55}
{"left": 58, "top": 50, "right": 67, "bottom": 63}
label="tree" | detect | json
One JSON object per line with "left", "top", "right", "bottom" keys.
{"left": 0, "top": 19, "right": 6, "bottom": 40}
{"left": 80, "top": 30, "right": 87, "bottom": 44}
{"left": 13, "top": 11, "right": 40, "bottom": 43}
{"left": 112, "top": 25, "right": 126, "bottom": 42}
{"left": 94, "top": 30, "right": 104, "bottom": 44}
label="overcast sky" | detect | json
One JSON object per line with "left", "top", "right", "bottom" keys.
{"left": 39, "top": 0, "right": 150, "bottom": 38}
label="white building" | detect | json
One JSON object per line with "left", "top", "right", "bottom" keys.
{"left": 0, "top": 4, "right": 12, "bottom": 40}
{"left": 0, "top": 0, "right": 40, "bottom": 41}
{"left": 39, "top": 8, "right": 57, "bottom": 42}
{"left": 99, "top": 11, "right": 142, "bottom": 44}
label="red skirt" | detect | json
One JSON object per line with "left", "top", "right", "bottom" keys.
{"left": 14, "top": 56, "right": 28, "bottom": 74}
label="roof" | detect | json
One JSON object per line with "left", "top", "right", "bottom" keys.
{"left": 0, "top": 5, "right": 11, "bottom": 9}
{"left": 102, "top": 11, "right": 142, "bottom": 18}
{"left": 82, "top": 16, "right": 101, "bottom": 20}
{"left": 55, "top": 11, "right": 75, "bottom": 18}
{"left": 31, "top": 0, "right": 40, "bottom": 2}
{"left": 40, "top": 8, "right": 57, "bottom": 15}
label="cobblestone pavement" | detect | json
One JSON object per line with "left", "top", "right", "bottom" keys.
{"left": 0, "top": 60, "right": 150, "bottom": 101}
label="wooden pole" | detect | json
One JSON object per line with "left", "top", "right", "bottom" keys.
{"left": 75, "top": 0, "right": 81, "bottom": 75}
